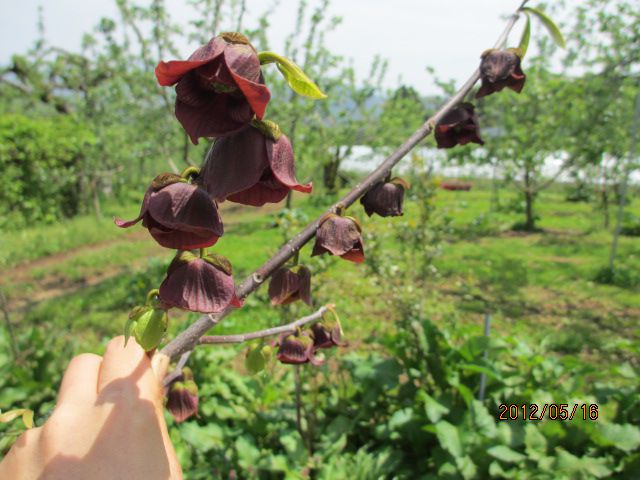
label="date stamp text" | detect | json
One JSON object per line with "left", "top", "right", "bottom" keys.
{"left": 498, "top": 404, "right": 599, "bottom": 421}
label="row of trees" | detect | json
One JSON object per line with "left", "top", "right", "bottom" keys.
{"left": 0, "top": 0, "right": 637, "bottom": 233}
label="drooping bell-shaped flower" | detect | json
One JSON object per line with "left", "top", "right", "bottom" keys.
{"left": 476, "top": 48, "right": 526, "bottom": 99}
{"left": 435, "top": 103, "right": 485, "bottom": 149}
{"left": 276, "top": 331, "right": 322, "bottom": 365}
{"left": 311, "top": 214, "right": 365, "bottom": 263}
{"left": 199, "top": 121, "right": 312, "bottom": 206}
{"left": 268, "top": 265, "right": 312, "bottom": 306}
{"left": 311, "top": 320, "right": 345, "bottom": 349}
{"left": 155, "top": 32, "right": 271, "bottom": 144}
{"left": 166, "top": 367, "right": 199, "bottom": 423}
{"left": 115, "top": 173, "right": 223, "bottom": 250}
{"left": 360, "top": 177, "right": 410, "bottom": 217}
{"left": 159, "top": 251, "right": 242, "bottom": 313}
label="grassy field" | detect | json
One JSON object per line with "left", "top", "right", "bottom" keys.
{"left": 2, "top": 179, "right": 639, "bottom": 476}
{"left": 1, "top": 182, "right": 638, "bottom": 363}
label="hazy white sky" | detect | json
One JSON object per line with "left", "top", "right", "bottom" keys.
{"left": 0, "top": 0, "right": 567, "bottom": 95}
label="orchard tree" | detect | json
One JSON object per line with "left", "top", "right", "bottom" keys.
{"left": 562, "top": 0, "right": 639, "bottom": 229}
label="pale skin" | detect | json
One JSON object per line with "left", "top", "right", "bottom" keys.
{"left": 0, "top": 336, "right": 182, "bottom": 480}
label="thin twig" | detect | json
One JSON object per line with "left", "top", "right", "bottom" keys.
{"left": 162, "top": 350, "right": 192, "bottom": 388}
{"left": 160, "top": 2, "right": 525, "bottom": 361}
{"left": 199, "top": 305, "right": 329, "bottom": 344}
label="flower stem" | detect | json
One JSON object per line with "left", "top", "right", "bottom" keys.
{"left": 145, "top": 289, "right": 160, "bottom": 305}
{"left": 180, "top": 166, "right": 200, "bottom": 181}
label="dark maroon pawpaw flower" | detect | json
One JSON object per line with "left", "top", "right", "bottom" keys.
{"left": 311, "top": 320, "right": 345, "bottom": 349}
{"left": 155, "top": 32, "right": 271, "bottom": 144}
{"left": 268, "top": 266, "right": 312, "bottom": 306}
{"left": 360, "top": 177, "right": 410, "bottom": 217}
{"left": 476, "top": 48, "right": 526, "bottom": 99}
{"left": 166, "top": 367, "right": 199, "bottom": 423}
{"left": 435, "top": 103, "right": 485, "bottom": 149}
{"left": 159, "top": 251, "right": 242, "bottom": 313}
{"left": 115, "top": 173, "right": 223, "bottom": 250}
{"left": 199, "top": 121, "right": 312, "bottom": 207}
{"left": 276, "top": 331, "right": 322, "bottom": 365}
{"left": 311, "top": 214, "right": 365, "bottom": 263}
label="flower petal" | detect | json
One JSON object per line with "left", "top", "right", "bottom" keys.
{"left": 114, "top": 188, "right": 152, "bottom": 228}
{"left": 268, "top": 134, "right": 312, "bottom": 194}
{"left": 314, "top": 216, "right": 363, "bottom": 257}
{"left": 148, "top": 183, "right": 223, "bottom": 235}
{"left": 296, "top": 266, "right": 312, "bottom": 306}
{"left": 226, "top": 182, "right": 290, "bottom": 207}
{"left": 340, "top": 246, "right": 365, "bottom": 264}
{"left": 175, "top": 94, "right": 253, "bottom": 145}
{"left": 224, "top": 47, "right": 270, "bottom": 119}
{"left": 360, "top": 182, "right": 404, "bottom": 217}
{"left": 155, "top": 36, "right": 226, "bottom": 86}
{"left": 159, "top": 258, "right": 239, "bottom": 313}
{"left": 156, "top": 60, "right": 210, "bottom": 87}
{"left": 199, "top": 126, "right": 269, "bottom": 201}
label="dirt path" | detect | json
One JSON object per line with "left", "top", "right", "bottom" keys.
{"left": 0, "top": 201, "right": 283, "bottom": 314}
{"left": 1, "top": 229, "right": 152, "bottom": 285}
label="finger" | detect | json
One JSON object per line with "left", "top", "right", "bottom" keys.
{"left": 97, "top": 336, "right": 161, "bottom": 404}
{"left": 56, "top": 353, "right": 102, "bottom": 406}
{"left": 0, "top": 427, "right": 43, "bottom": 479}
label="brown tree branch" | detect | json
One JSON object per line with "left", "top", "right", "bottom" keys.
{"left": 199, "top": 305, "right": 330, "bottom": 345}
{"left": 159, "top": 1, "right": 528, "bottom": 362}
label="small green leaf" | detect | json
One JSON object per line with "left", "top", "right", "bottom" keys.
{"left": 22, "top": 410, "right": 34, "bottom": 429}
{"left": 0, "top": 408, "right": 33, "bottom": 428}
{"left": 417, "top": 391, "right": 450, "bottom": 423}
{"left": 435, "top": 421, "right": 464, "bottom": 459}
{"left": 258, "top": 51, "right": 327, "bottom": 99}
{"left": 487, "top": 445, "right": 526, "bottom": 464}
{"left": 522, "top": 7, "right": 566, "bottom": 49}
{"left": 519, "top": 14, "right": 531, "bottom": 57}
{"left": 524, "top": 423, "right": 547, "bottom": 460}
{"left": 596, "top": 423, "right": 640, "bottom": 453}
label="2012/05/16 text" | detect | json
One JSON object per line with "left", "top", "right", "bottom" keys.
{"left": 497, "top": 404, "right": 599, "bottom": 421}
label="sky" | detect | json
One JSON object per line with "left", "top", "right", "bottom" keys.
{"left": 0, "top": 0, "right": 569, "bottom": 95}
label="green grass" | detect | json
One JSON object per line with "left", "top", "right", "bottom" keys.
{"left": 2, "top": 182, "right": 639, "bottom": 368}
{"left": 0, "top": 202, "right": 140, "bottom": 268}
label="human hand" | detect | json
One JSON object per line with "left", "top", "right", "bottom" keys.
{"left": 0, "top": 336, "right": 182, "bottom": 479}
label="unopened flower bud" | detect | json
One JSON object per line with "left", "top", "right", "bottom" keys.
{"left": 166, "top": 367, "right": 199, "bottom": 423}
{"left": 125, "top": 291, "right": 169, "bottom": 351}
{"left": 360, "top": 177, "right": 410, "bottom": 217}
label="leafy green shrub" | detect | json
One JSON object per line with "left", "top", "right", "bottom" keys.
{"left": 620, "top": 215, "right": 640, "bottom": 237}
{"left": 593, "top": 265, "right": 640, "bottom": 288}
{"left": 565, "top": 183, "right": 592, "bottom": 203}
{"left": 0, "top": 114, "right": 95, "bottom": 229}
{"left": 163, "top": 308, "right": 639, "bottom": 479}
